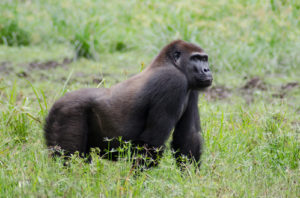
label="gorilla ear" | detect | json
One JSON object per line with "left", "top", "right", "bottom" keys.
{"left": 173, "top": 51, "right": 181, "bottom": 66}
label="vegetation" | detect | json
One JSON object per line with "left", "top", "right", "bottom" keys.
{"left": 0, "top": 0, "right": 299, "bottom": 197}
{"left": 0, "top": 20, "right": 30, "bottom": 46}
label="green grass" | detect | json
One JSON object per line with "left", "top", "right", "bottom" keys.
{"left": 0, "top": 0, "right": 299, "bottom": 197}
{"left": 0, "top": 20, "right": 30, "bottom": 46}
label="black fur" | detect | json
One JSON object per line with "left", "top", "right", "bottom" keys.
{"left": 44, "top": 40, "right": 212, "bottom": 169}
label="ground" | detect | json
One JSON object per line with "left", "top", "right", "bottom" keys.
{"left": 0, "top": 0, "right": 299, "bottom": 197}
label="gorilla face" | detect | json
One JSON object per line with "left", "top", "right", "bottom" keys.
{"left": 171, "top": 43, "right": 213, "bottom": 90}
{"left": 186, "top": 52, "right": 212, "bottom": 89}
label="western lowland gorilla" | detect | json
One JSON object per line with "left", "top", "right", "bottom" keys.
{"left": 44, "top": 40, "right": 213, "bottom": 169}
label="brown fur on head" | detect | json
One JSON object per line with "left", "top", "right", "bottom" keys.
{"left": 152, "top": 40, "right": 212, "bottom": 89}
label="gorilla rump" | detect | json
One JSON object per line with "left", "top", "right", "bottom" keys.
{"left": 44, "top": 40, "right": 213, "bottom": 169}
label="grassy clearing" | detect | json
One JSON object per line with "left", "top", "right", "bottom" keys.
{"left": 0, "top": 0, "right": 299, "bottom": 197}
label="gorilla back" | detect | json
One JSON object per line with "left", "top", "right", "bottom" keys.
{"left": 44, "top": 40, "right": 212, "bottom": 168}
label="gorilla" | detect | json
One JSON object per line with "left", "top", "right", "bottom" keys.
{"left": 44, "top": 40, "right": 213, "bottom": 169}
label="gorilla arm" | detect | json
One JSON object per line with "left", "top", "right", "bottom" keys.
{"left": 171, "top": 90, "right": 204, "bottom": 166}
{"left": 136, "top": 68, "right": 189, "bottom": 147}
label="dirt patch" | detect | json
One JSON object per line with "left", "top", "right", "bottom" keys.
{"left": 272, "top": 82, "right": 299, "bottom": 99}
{"left": 203, "top": 77, "right": 299, "bottom": 104}
{"left": 74, "top": 72, "right": 103, "bottom": 84}
{"left": 0, "top": 61, "right": 13, "bottom": 74}
{"left": 281, "top": 82, "right": 299, "bottom": 90}
{"left": 239, "top": 77, "right": 269, "bottom": 104}
{"left": 242, "top": 77, "right": 267, "bottom": 91}
{"left": 26, "top": 57, "right": 72, "bottom": 70}
{"left": 59, "top": 72, "right": 103, "bottom": 84}
{"left": 62, "top": 58, "right": 73, "bottom": 65}
{"left": 203, "top": 77, "right": 268, "bottom": 102}
{"left": 16, "top": 71, "right": 29, "bottom": 78}
{"left": 272, "top": 92, "right": 285, "bottom": 99}
{"left": 92, "top": 77, "right": 103, "bottom": 84}
{"left": 29, "top": 60, "right": 59, "bottom": 70}
{"left": 204, "top": 85, "right": 232, "bottom": 100}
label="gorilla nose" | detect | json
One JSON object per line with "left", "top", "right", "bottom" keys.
{"left": 202, "top": 67, "right": 212, "bottom": 78}
{"left": 202, "top": 67, "right": 210, "bottom": 73}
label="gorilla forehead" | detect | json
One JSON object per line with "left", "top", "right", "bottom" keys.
{"left": 165, "top": 40, "right": 204, "bottom": 53}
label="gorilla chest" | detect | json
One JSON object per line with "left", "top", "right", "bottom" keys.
{"left": 177, "top": 91, "right": 190, "bottom": 120}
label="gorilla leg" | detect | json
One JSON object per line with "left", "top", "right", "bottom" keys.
{"left": 44, "top": 105, "right": 90, "bottom": 158}
{"left": 172, "top": 132, "right": 203, "bottom": 168}
{"left": 131, "top": 142, "right": 165, "bottom": 171}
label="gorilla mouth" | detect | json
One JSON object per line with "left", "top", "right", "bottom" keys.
{"left": 200, "top": 78, "right": 213, "bottom": 87}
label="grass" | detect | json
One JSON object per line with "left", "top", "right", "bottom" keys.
{"left": 0, "top": 20, "right": 30, "bottom": 46}
{"left": 0, "top": 0, "right": 299, "bottom": 197}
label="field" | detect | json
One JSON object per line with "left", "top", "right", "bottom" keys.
{"left": 0, "top": 0, "right": 299, "bottom": 197}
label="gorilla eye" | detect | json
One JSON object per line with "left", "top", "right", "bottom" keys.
{"left": 173, "top": 51, "right": 181, "bottom": 61}
{"left": 191, "top": 53, "right": 208, "bottom": 62}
